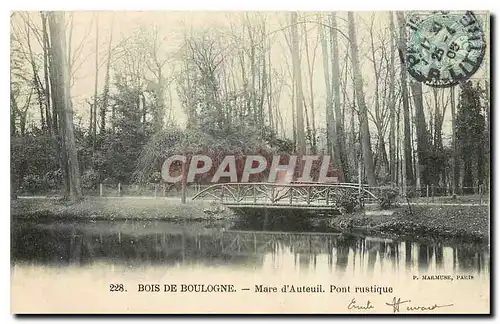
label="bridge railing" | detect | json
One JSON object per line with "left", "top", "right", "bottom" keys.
{"left": 191, "top": 182, "right": 379, "bottom": 210}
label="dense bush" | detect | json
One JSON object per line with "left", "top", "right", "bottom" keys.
{"left": 20, "top": 175, "right": 48, "bottom": 194}
{"left": 44, "top": 169, "right": 63, "bottom": 189}
{"left": 378, "top": 187, "right": 399, "bottom": 209}
{"left": 405, "top": 187, "right": 419, "bottom": 199}
{"left": 81, "top": 169, "right": 100, "bottom": 189}
{"left": 331, "top": 189, "right": 358, "bottom": 213}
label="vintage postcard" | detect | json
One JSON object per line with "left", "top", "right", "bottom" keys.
{"left": 10, "top": 10, "right": 490, "bottom": 314}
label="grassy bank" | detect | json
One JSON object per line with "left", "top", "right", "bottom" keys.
{"left": 11, "top": 197, "right": 237, "bottom": 222}
{"left": 351, "top": 205, "right": 489, "bottom": 243}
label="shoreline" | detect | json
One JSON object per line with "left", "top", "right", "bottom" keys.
{"left": 11, "top": 197, "right": 489, "bottom": 244}
{"left": 349, "top": 205, "right": 489, "bottom": 244}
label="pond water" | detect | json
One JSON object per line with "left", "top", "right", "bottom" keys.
{"left": 12, "top": 218, "right": 489, "bottom": 275}
{"left": 11, "top": 218, "right": 490, "bottom": 313}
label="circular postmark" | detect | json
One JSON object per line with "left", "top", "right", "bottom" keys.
{"left": 406, "top": 11, "right": 486, "bottom": 88}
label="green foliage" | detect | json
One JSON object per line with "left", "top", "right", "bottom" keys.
{"left": 378, "top": 187, "right": 399, "bottom": 209}
{"left": 331, "top": 189, "right": 357, "bottom": 214}
{"left": 92, "top": 74, "right": 155, "bottom": 184}
{"left": 81, "top": 169, "right": 100, "bottom": 189}
{"left": 133, "top": 126, "right": 183, "bottom": 183}
{"left": 20, "top": 174, "right": 48, "bottom": 194}
{"left": 457, "top": 81, "right": 485, "bottom": 153}
{"left": 456, "top": 81, "right": 486, "bottom": 190}
{"left": 11, "top": 133, "right": 59, "bottom": 191}
{"left": 44, "top": 169, "right": 63, "bottom": 189}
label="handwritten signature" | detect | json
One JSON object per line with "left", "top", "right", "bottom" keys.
{"left": 347, "top": 297, "right": 454, "bottom": 313}
{"left": 348, "top": 298, "right": 375, "bottom": 310}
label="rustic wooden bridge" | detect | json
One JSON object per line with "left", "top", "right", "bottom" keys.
{"left": 192, "top": 182, "right": 381, "bottom": 211}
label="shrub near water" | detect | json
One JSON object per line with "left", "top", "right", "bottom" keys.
{"left": 379, "top": 187, "right": 399, "bottom": 210}
{"left": 331, "top": 189, "right": 358, "bottom": 213}
{"left": 20, "top": 175, "right": 48, "bottom": 195}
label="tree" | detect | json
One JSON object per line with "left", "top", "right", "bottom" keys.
{"left": 100, "top": 14, "right": 115, "bottom": 136}
{"left": 92, "top": 13, "right": 99, "bottom": 152}
{"left": 388, "top": 12, "right": 397, "bottom": 184}
{"left": 456, "top": 81, "right": 485, "bottom": 193}
{"left": 450, "top": 85, "right": 458, "bottom": 195}
{"left": 41, "top": 12, "right": 53, "bottom": 135}
{"left": 367, "top": 14, "right": 390, "bottom": 181}
{"left": 302, "top": 19, "right": 318, "bottom": 154}
{"left": 409, "top": 81, "right": 431, "bottom": 188}
{"left": 47, "top": 11, "right": 82, "bottom": 202}
{"left": 329, "top": 13, "right": 350, "bottom": 182}
{"left": 347, "top": 12, "right": 376, "bottom": 186}
{"left": 101, "top": 73, "right": 153, "bottom": 183}
{"left": 290, "top": 12, "right": 306, "bottom": 155}
{"left": 318, "top": 15, "right": 340, "bottom": 177}
{"left": 395, "top": 12, "right": 415, "bottom": 187}
{"left": 142, "top": 25, "right": 170, "bottom": 132}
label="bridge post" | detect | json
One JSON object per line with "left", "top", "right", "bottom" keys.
{"left": 289, "top": 187, "right": 293, "bottom": 205}
{"left": 253, "top": 184, "right": 257, "bottom": 203}
{"left": 307, "top": 186, "right": 311, "bottom": 204}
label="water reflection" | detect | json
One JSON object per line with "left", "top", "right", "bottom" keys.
{"left": 11, "top": 220, "right": 489, "bottom": 276}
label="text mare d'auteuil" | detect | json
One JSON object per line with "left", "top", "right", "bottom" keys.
{"left": 254, "top": 285, "right": 393, "bottom": 294}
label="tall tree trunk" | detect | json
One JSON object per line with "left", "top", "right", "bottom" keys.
{"left": 396, "top": 97, "right": 401, "bottom": 186}
{"left": 477, "top": 129, "right": 484, "bottom": 187}
{"left": 485, "top": 80, "right": 490, "bottom": 141}
{"left": 291, "top": 83, "right": 297, "bottom": 149}
{"left": 41, "top": 12, "right": 52, "bottom": 134}
{"left": 10, "top": 88, "right": 18, "bottom": 198}
{"left": 10, "top": 90, "right": 18, "bottom": 137}
{"left": 369, "top": 17, "right": 389, "bottom": 181}
{"left": 267, "top": 38, "right": 274, "bottom": 133}
{"left": 450, "top": 86, "right": 458, "bottom": 195}
{"left": 48, "top": 11, "right": 82, "bottom": 202}
{"left": 47, "top": 18, "right": 68, "bottom": 196}
{"left": 388, "top": 12, "right": 397, "bottom": 185}
{"left": 154, "top": 68, "right": 165, "bottom": 132}
{"left": 395, "top": 12, "right": 415, "bottom": 186}
{"left": 329, "top": 13, "right": 349, "bottom": 182}
{"left": 18, "top": 90, "right": 33, "bottom": 136}
{"left": 89, "top": 102, "right": 93, "bottom": 134}
{"left": 319, "top": 15, "right": 341, "bottom": 177}
{"left": 347, "top": 12, "right": 376, "bottom": 187}
{"left": 409, "top": 81, "right": 431, "bottom": 187}
{"left": 101, "top": 15, "right": 114, "bottom": 136}
{"left": 24, "top": 22, "right": 45, "bottom": 130}
{"left": 290, "top": 12, "right": 306, "bottom": 155}
{"left": 42, "top": 10, "right": 66, "bottom": 182}
{"left": 141, "top": 92, "right": 147, "bottom": 125}
{"left": 92, "top": 13, "right": 99, "bottom": 151}
{"left": 484, "top": 80, "right": 490, "bottom": 188}
{"left": 303, "top": 21, "right": 317, "bottom": 154}
{"left": 463, "top": 155, "right": 473, "bottom": 192}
